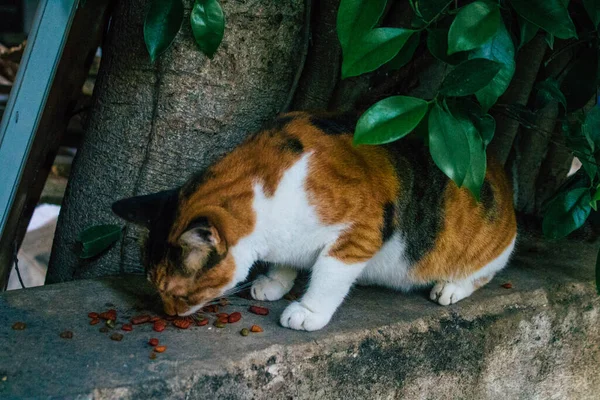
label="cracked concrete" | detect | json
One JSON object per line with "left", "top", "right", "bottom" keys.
{"left": 1, "top": 236, "right": 599, "bottom": 399}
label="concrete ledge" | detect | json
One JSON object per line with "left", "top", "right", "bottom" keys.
{"left": 1, "top": 237, "right": 599, "bottom": 399}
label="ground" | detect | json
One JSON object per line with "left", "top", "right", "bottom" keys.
{"left": 0, "top": 235, "right": 599, "bottom": 399}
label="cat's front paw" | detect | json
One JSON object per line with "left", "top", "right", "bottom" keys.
{"left": 280, "top": 301, "right": 331, "bottom": 331}
{"left": 430, "top": 281, "right": 473, "bottom": 306}
{"left": 251, "top": 274, "right": 291, "bottom": 301}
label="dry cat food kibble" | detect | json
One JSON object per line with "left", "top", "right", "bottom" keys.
{"left": 154, "top": 345, "right": 167, "bottom": 353}
{"left": 218, "top": 316, "right": 229, "bottom": 324}
{"left": 248, "top": 306, "right": 269, "bottom": 316}
{"left": 106, "top": 319, "right": 116, "bottom": 329}
{"left": 131, "top": 315, "right": 151, "bottom": 325}
{"left": 153, "top": 320, "right": 166, "bottom": 332}
{"left": 214, "top": 321, "right": 226, "bottom": 328}
{"left": 12, "top": 322, "right": 26, "bottom": 330}
{"left": 149, "top": 352, "right": 157, "bottom": 360}
{"left": 121, "top": 324, "right": 133, "bottom": 331}
{"left": 149, "top": 316, "right": 161, "bottom": 322}
{"left": 148, "top": 338, "right": 159, "bottom": 346}
{"left": 196, "top": 318, "right": 209, "bottom": 326}
{"left": 250, "top": 325, "right": 263, "bottom": 333}
{"left": 228, "top": 312, "right": 242, "bottom": 323}
{"left": 240, "top": 328, "right": 249, "bottom": 336}
{"left": 172, "top": 318, "right": 192, "bottom": 329}
{"left": 216, "top": 313, "right": 228, "bottom": 318}
{"left": 110, "top": 333, "right": 124, "bottom": 341}
{"left": 99, "top": 311, "right": 116, "bottom": 321}
{"left": 60, "top": 331, "right": 73, "bottom": 339}
{"left": 90, "top": 318, "right": 100, "bottom": 325}
{"left": 99, "top": 327, "right": 110, "bottom": 333}
{"left": 501, "top": 282, "right": 513, "bottom": 289}
{"left": 88, "top": 312, "right": 99, "bottom": 319}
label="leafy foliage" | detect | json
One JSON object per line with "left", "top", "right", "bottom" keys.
{"left": 78, "top": 225, "right": 122, "bottom": 259}
{"left": 190, "top": 0, "right": 225, "bottom": 59}
{"left": 144, "top": 0, "right": 184, "bottom": 63}
{"left": 337, "top": 0, "right": 600, "bottom": 288}
{"left": 143, "top": 0, "right": 225, "bottom": 62}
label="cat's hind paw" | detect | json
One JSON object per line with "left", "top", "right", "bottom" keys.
{"left": 251, "top": 274, "right": 291, "bottom": 301}
{"left": 280, "top": 301, "right": 331, "bottom": 331}
{"left": 430, "top": 281, "right": 474, "bottom": 306}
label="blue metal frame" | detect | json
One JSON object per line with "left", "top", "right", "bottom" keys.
{"left": 0, "top": 0, "right": 79, "bottom": 240}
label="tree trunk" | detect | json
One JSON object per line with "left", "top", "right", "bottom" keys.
{"left": 47, "top": 0, "right": 305, "bottom": 283}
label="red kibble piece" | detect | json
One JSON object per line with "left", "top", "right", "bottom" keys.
{"left": 217, "top": 316, "right": 228, "bottom": 324}
{"left": 154, "top": 345, "right": 167, "bottom": 353}
{"left": 90, "top": 318, "right": 101, "bottom": 325}
{"left": 149, "top": 316, "right": 161, "bottom": 322}
{"left": 227, "top": 312, "right": 242, "bottom": 323}
{"left": 149, "top": 338, "right": 159, "bottom": 346}
{"left": 172, "top": 318, "right": 192, "bottom": 329}
{"left": 501, "top": 282, "right": 513, "bottom": 289}
{"left": 196, "top": 318, "right": 209, "bottom": 326}
{"left": 131, "top": 315, "right": 151, "bottom": 325}
{"left": 216, "top": 313, "right": 228, "bottom": 318}
{"left": 248, "top": 306, "right": 269, "bottom": 316}
{"left": 121, "top": 324, "right": 133, "bottom": 331}
{"left": 153, "top": 320, "right": 167, "bottom": 332}
{"left": 250, "top": 325, "right": 263, "bottom": 333}
{"left": 88, "top": 312, "right": 99, "bottom": 319}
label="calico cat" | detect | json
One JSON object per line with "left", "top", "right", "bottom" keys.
{"left": 112, "top": 111, "right": 517, "bottom": 331}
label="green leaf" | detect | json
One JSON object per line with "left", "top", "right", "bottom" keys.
{"left": 428, "top": 102, "right": 471, "bottom": 186}
{"left": 415, "top": 0, "right": 452, "bottom": 21}
{"left": 342, "top": 28, "right": 416, "bottom": 78}
{"left": 447, "top": 1, "right": 501, "bottom": 55}
{"left": 354, "top": 96, "right": 429, "bottom": 145}
{"left": 535, "top": 78, "right": 567, "bottom": 110}
{"left": 469, "top": 21, "right": 516, "bottom": 112}
{"left": 190, "top": 0, "right": 225, "bottom": 59}
{"left": 427, "top": 29, "right": 468, "bottom": 65}
{"left": 518, "top": 16, "right": 539, "bottom": 49}
{"left": 583, "top": 0, "right": 600, "bottom": 27}
{"left": 454, "top": 112, "right": 486, "bottom": 199}
{"left": 596, "top": 246, "right": 600, "bottom": 295}
{"left": 543, "top": 188, "right": 592, "bottom": 239}
{"left": 385, "top": 31, "right": 421, "bottom": 70}
{"left": 78, "top": 224, "right": 122, "bottom": 259}
{"left": 459, "top": 99, "right": 496, "bottom": 146}
{"left": 583, "top": 106, "right": 600, "bottom": 151}
{"left": 337, "top": 0, "right": 387, "bottom": 50}
{"left": 561, "top": 47, "right": 599, "bottom": 112}
{"left": 439, "top": 58, "right": 502, "bottom": 97}
{"left": 545, "top": 32, "right": 555, "bottom": 49}
{"left": 509, "top": 0, "right": 577, "bottom": 40}
{"left": 144, "top": 0, "right": 184, "bottom": 63}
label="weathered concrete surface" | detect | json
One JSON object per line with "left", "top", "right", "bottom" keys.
{"left": 1, "top": 237, "right": 599, "bottom": 399}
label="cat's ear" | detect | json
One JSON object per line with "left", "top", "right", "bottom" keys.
{"left": 178, "top": 216, "right": 226, "bottom": 272}
{"left": 112, "top": 189, "right": 178, "bottom": 227}
{"left": 178, "top": 217, "right": 223, "bottom": 251}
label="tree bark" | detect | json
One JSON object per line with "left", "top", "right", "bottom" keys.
{"left": 47, "top": 0, "right": 305, "bottom": 283}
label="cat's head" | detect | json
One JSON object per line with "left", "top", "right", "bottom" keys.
{"left": 112, "top": 189, "right": 233, "bottom": 316}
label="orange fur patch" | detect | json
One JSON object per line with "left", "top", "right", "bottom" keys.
{"left": 409, "top": 160, "right": 517, "bottom": 282}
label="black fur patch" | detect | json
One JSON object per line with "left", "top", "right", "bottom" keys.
{"left": 309, "top": 113, "right": 358, "bottom": 136}
{"left": 143, "top": 190, "right": 181, "bottom": 272}
{"left": 180, "top": 170, "right": 216, "bottom": 199}
{"left": 280, "top": 137, "right": 304, "bottom": 153}
{"left": 382, "top": 202, "right": 395, "bottom": 243}
{"left": 480, "top": 180, "right": 497, "bottom": 220}
{"left": 385, "top": 139, "right": 448, "bottom": 265}
{"left": 265, "top": 115, "right": 295, "bottom": 131}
